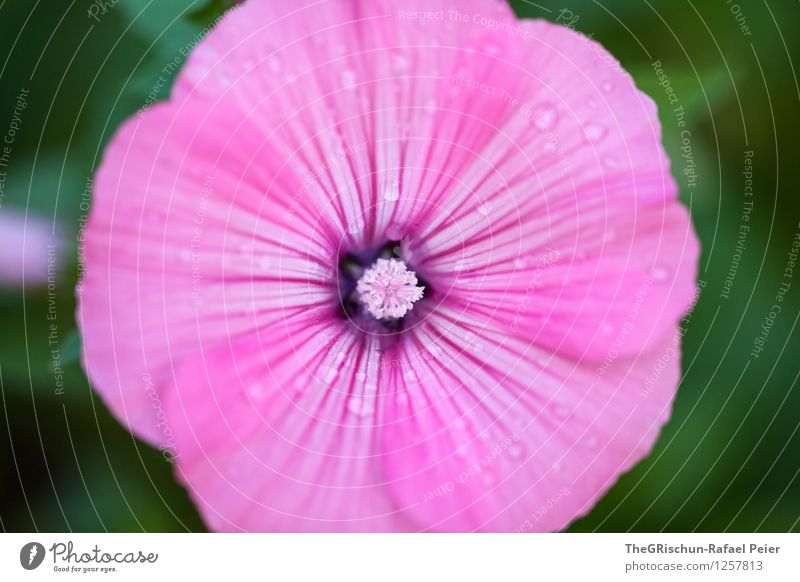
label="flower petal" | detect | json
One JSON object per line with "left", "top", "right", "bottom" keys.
{"left": 166, "top": 328, "right": 414, "bottom": 531}
{"left": 381, "top": 310, "right": 683, "bottom": 531}
{"left": 78, "top": 95, "right": 335, "bottom": 444}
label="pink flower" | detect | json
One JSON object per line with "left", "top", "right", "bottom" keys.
{"left": 0, "top": 210, "right": 57, "bottom": 287}
{"left": 78, "top": 0, "right": 699, "bottom": 531}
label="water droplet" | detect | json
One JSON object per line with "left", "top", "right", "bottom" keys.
{"left": 386, "top": 225, "right": 404, "bottom": 240}
{"left": 347, "top": 397, "right": 375, "bottom": 417}
{"left": 532, "top": 103, "right": 558, "bottom": 131}
{"left": 585, "top": 435, "right": 598, "bottom": 448}
{"left": 604, "top": 156, "right": 621, "bottom": 169}
{"left": 542, "top": 141, "right": 557, "bottom": 156}
{"left": 601, "top": 81, "right": 614, "bottom": 93}
{"left": 258, "top": 256, "right": 272, "bottom": 270}
{"left": 215, "top": 69, "right": 232, "bottom": 88}
{"left": 347, "top": 217, "right": 365, "bottom": 234}
{"left": 384, "top": 180, "right": 400, "bottom": 201}
{"left": 509, "top": 444, "right": 524, "bottom": 459}
{"left": 553, "top": 405, "right": 571, "bottom": 418}
{"left": 601, "top": 323, "right": 614, "bottom": 335}
{"left": 268, "top": 57, "right": 281, "bottom": 74}
{"left": 249, "top": 382, "right": 267, "bottom": 400}
{"left": 342, "top": 69, "right": 357, "bottom": 90}
{"left": 425, "top": 100, "right": 438, "bottom": 114}
{"left": 583, "top": 123, "right": 606, "bottom": 144}
{"left": 651, "top": 265, "right": 669, "bottom": 281}
{"left": 477, "top": 202, "right": 492, "bottom": 216}
{"left": 392, "top": 53, "right": 410, "bottom": 74}
{"left": 427, "top": 344, "right": 443, "bottom": 359}
{"left": 355, "top": 371, "right": 367, "bottom": 382}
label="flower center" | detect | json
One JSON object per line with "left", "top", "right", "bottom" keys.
{"left": 356, "top": 258, "right": 424, "bottom": 319}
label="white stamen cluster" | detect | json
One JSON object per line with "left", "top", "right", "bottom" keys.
{"left": 356, "top": 258, "right": 424, "bottom": 319}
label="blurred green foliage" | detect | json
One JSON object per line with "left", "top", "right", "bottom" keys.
{"left": 0, "top": 0, "right": 798, "bottom": 532}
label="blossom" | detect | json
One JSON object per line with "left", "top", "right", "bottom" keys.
{"left": 0, "top": 210, "right": 57, "bottom": 287}
{"left": 77, "top": 0, "right": 699, "bottom": 531}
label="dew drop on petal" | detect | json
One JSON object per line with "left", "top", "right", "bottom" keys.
{"left": 583, "top": 123, "right": 607, "bottom": 144}
{"left": 452, "top": 417, "right": 468, "bottom": 431}
{"left": 347, "top": 397, "right": 375, "bottom": 418}
{"left": 347, "top": 217, "right": 365, "bottom": 234}
{"left": 601, "top": 81, "right": 614, "bottom": 93}
{"left": 553, "top": 405, "right": 571, "bottom": 419}
{"left": 268, "top": 57, "right": 281, "bottom": 74}
{"left": 542, "top": 141, "right": 557, "bottom": 156}
{"left": 456, "top": 260, "right": 474, "bottom": 275}
{"left": 342, "top": 69, "right": 357, "bottom": 90}
{"left": 392, "top": 53, "right": 410, "bottom": 74}
{"left": 383, "top": 180, "right": 400, "bottom": 201}
{"left": 532, "top": 103, "right": 558, "bottom": 131}
{"left": 651, "top": 265, "right": 669, "bottom": 280}
{"left": 249, "top": 382, "right": 267, "bottom": 401}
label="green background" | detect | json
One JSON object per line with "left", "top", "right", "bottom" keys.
{"left": 0, "top": 0, "right": 798, "bottom": 532}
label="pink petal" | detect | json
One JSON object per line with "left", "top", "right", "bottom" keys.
{"left": 381, "top": 314, "right": 683, "bottom": 531}
{"left": 78, "top": 95, "right": 336, "bottom": 445}
{"left": 167, "top": 330, "right": 413, "bottom": 531}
